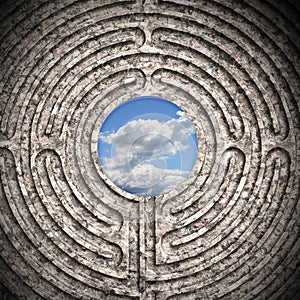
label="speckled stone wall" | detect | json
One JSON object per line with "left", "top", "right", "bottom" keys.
{"left": 0, "top": 0, "right": 299, "bottom": 299}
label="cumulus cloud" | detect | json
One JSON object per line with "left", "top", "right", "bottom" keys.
{"left": 176, "top": 110, "right": 186, "bottom": 117}
{"left": 99, "top": 111, "right": 197, "bottom": 195}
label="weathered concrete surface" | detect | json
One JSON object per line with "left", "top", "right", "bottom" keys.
{"left": 0, "top": 0, "right": 299, "bottom": 299}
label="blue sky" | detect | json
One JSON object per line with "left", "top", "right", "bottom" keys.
{"left": 98, "top": 96, "right": 198, "bottom": 196}
{"left": 100, "top": 96, "right": 188, "bottom": 132}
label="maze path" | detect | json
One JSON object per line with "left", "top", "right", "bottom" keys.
{"left": 0, "top": 0, "right": 299, "bottom": 299}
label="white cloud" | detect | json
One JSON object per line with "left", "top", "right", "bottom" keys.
{"left": 176, "top": 110, "right": 186, "bottom": 117}
{"left": 99, "top": 111, "right": 197, "bottom": 195}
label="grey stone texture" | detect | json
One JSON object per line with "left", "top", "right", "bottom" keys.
{"left": 0, "top": 0, "right": 299, "bottom": 299}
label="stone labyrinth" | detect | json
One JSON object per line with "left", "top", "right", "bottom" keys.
{"left": 0, "top": 0, "right": 300, "bottom": 299}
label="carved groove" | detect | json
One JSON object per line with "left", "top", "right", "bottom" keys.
{"left": 0, "top": 0, "right": 299, "bottom": 299}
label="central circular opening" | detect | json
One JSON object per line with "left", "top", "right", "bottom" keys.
{"left": 97, "top": 96, "right": 198, "bottom": 196}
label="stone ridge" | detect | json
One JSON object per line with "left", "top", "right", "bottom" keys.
{"left": 0, "top": 0, "right": 299, "bottom": 299}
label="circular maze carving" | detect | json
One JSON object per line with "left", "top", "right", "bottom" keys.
{"left": 0, "top": 0, "right": 300, "bottom": 299}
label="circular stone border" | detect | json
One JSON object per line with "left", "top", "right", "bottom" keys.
{"left": 69, "top": 76, "right": 227, "bottom": 221}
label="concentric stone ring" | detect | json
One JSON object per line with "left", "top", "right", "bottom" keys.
{"left": 0, "top": 0, "right": 299, "bottom": 299}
